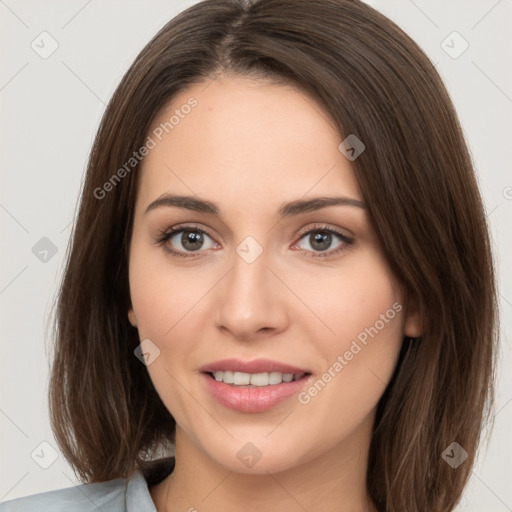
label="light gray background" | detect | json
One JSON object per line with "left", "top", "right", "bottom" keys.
{"left": 1, "top": 0, "right": 511, "bottom": 510}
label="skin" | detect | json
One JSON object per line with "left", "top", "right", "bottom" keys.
{"left": 127, "top": 73, "right": 422, "bottom": 512}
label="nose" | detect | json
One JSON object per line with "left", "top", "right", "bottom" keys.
{"left": 214, "top": 245, "right": 289, "bottom": 341}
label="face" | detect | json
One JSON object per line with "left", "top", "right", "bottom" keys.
{"left": 127, "top": 73, "right": 421, "bottom": 475}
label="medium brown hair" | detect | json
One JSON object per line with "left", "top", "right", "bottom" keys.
{"left": 48, "top": 0, "right": 498, "bottom": 510}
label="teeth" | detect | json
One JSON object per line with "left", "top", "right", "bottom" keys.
{"left": 222, "top": 370, "right": 234, "bottom": 384}
{"left": 212, "top": 371, "right": 305, "bottom": 386}
{"left": 234, "top": 371, "right": 251, "bottom": 385}
{"left": 269, "top": 372, "right": 284, "bottom": 385}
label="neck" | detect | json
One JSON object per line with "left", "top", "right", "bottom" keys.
{"left": 151, "top": 419, "right": 377, "bottom": 512}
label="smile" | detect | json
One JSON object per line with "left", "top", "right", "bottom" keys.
{"left": 210, "top": 370, "right": 306, "bottom": 386}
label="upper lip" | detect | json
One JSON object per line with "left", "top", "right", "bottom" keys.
{"left": 199, "top": 358, "right": 310, "bottom": 375}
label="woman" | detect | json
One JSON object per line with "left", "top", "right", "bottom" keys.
{"left": 2, "top": 0, "right": 498, "bottom": 510}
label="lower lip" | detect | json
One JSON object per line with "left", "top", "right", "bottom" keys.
{"left": 201, "top": 372, "right": 312, "bottom": 413}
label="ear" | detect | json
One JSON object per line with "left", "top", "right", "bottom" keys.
{"left": 128, "top": 308, "right": 138, "bottom": 327}
{"left": 403, "top": 294, "right": 423, "bottom": 338}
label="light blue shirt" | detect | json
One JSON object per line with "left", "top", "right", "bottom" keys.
{"left": 0, "top": 457, "right": 175, "bottom": 512}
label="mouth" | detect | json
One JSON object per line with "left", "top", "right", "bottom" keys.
{"left": 199, "top": 358, "right": 313, "bottom": 413}
{"left": 199, "top": 357, "right": 310, "bottom": 376}
{"left": 206, "top": 370, "right": 310, "bottom": 387}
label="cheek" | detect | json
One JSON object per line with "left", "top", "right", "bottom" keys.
{"left": 128, "top": 242, "right": 206, "bottom": 341}
{"left": 289, "top": 252, "right": 404, "bottom": 354}
{"left": 294, "top": 254, "right": 405, "bottom": 428}
{"left": 128, "top": 247, "right": 205, "bottom": 417}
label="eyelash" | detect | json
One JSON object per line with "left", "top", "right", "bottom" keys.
{"left": 154, "top": 223, "right": 354, "bottom": 260}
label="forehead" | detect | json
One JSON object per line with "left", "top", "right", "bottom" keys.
{"left": 137, "top": 74, "right": 362, "bottom": 211}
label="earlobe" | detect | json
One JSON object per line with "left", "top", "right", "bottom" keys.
{"left": 128, "top": 308, "right": 138, "bottom": 327}
{"left": 404, "top": 312, "right": 422, "bottom": 338}
{"left": 403, "top": 296, "right": 423, "bottom": 338}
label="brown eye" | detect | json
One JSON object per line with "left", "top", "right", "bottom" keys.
{"left": 177, "top": 230, "right": 205, "bottom": 252}
{"left": 307, "top": 231, "right": 335, "bottom": 252}
{"left": 293, "top": 226, "right": 353, "bottom": 259}
{"left": 156, "top": 225, "right": 218, "bottom": 259}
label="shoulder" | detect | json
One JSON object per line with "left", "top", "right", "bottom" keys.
{"left": 0, "top": 475, "right": 130, "bottom": 512}
{"left": 0, "top": 457, "right": 175, "bottom": 512}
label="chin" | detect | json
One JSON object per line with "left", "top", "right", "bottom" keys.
{"left": 203, "top": 436, "right": 306, "bottom": 475}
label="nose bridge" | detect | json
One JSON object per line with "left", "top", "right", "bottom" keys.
{"left": 214, "top": 238, "right": 288, "bottom": 337}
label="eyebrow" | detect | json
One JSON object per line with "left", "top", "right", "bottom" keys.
{"left": 144, "top": 194, "right": 365, "bottom": 218}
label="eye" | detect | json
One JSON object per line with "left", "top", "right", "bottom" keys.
{"left": 155, "top": 223, "right": 353, "bottom": 260}
{"left": 155, "top": 224, "right": 218, "bottom": 259}
{"left": 293, "top": 225, "right": 353, "bottom": 258}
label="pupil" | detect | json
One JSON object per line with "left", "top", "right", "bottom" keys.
{"left": 311, "top": 231, "right": 331, "bottom": 251}
{"left": 182, "top": 230, "right": 203, "bottom": 251}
